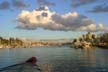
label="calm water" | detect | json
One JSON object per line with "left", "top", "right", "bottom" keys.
{"left": 0, "top": 46, "right": 108, "bottom": 72}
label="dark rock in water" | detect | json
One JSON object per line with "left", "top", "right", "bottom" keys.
{"left": 26, "top": 57, "right": 37, "bottom": 64}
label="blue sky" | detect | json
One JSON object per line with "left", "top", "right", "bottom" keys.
{"left": 0, "top": 0, "right": 108, "bottom": 39}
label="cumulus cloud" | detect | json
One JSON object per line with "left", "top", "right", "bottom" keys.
{"left": 16, "top": 6, "right": 95, "bottom": 31}
{"left": 71, "top": 0, "right": 98, "bottom": 7}
{"left": 52, "top": 12, "right": 94, "bottom": 30}
{"left": 0, "top": 1, "right": 10, "bottom": 10}
{"left": 88, "top": 4, "right": 108, "bottom": 13}
{"left": 80, "top": 23, "right": 108, "bottom": 32}
{"left": 37, "top": 0, "right": 55, "bottom": 6}
{"left": 16, "top": 6, "right": 66, "bottom": 30}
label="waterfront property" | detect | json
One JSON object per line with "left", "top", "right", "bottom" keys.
{"left": 0, "top": 37, "right": 72, "bottom": 48}
{"left": 72, "top": 32, "right": 108, "bottom": 49}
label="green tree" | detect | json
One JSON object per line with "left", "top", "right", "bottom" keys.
{"left": 101, "top": 33, "right": 108, "bottom": 44}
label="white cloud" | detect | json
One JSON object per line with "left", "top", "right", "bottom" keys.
{"left": 16, "top": 6, "right": 108, "bottom": 32}
{"left": 80, "top": 23, "right": 108, "bottom": 32}
{"left": 17, "top": 6, "right": 60, "bottom": 30}
{"left": 52, "top": 12, "right": 94, "bottom": 30}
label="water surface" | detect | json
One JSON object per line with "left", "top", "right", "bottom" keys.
{"left": 0, "top": 46, "right": 108, "bottom": 72}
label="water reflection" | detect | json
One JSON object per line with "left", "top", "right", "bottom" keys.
{"left": 79, "top": 48, "right": 96, "bottom": 72}
{"left": 82, "top": 48, "right": 96, "bottom": 66}
{"left": 80, "top": 48, "right": 108, "bottom": 72}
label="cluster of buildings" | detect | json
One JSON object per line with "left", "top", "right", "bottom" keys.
{"left": 72, "top": 32, "right": 108, "bottom": 49}
{"left": 0, "top": 37, "right": 72, "bottom": 48}
{"left": 72, "top": 32, "right": 99, "bottom": 48}
{"left": 0, "top": 37, "right": 24, "bottom": 48}
{"left": 1, "top": 32, "right": 107, "bottom": 49}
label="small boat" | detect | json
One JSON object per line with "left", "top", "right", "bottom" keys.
{"left": 0, "top": 57, "right": 41, "bottom": 72}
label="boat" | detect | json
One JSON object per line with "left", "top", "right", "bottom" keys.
{"left": 0, "top": 57, "right": 41, "bottom": 72}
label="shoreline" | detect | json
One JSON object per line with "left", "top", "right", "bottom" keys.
{"left": 0, "top": 45, "right": 65, "bottom": 49}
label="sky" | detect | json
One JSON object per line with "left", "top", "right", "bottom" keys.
{"left": 0, "top": 0, "right": 108, "bottom": 40}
